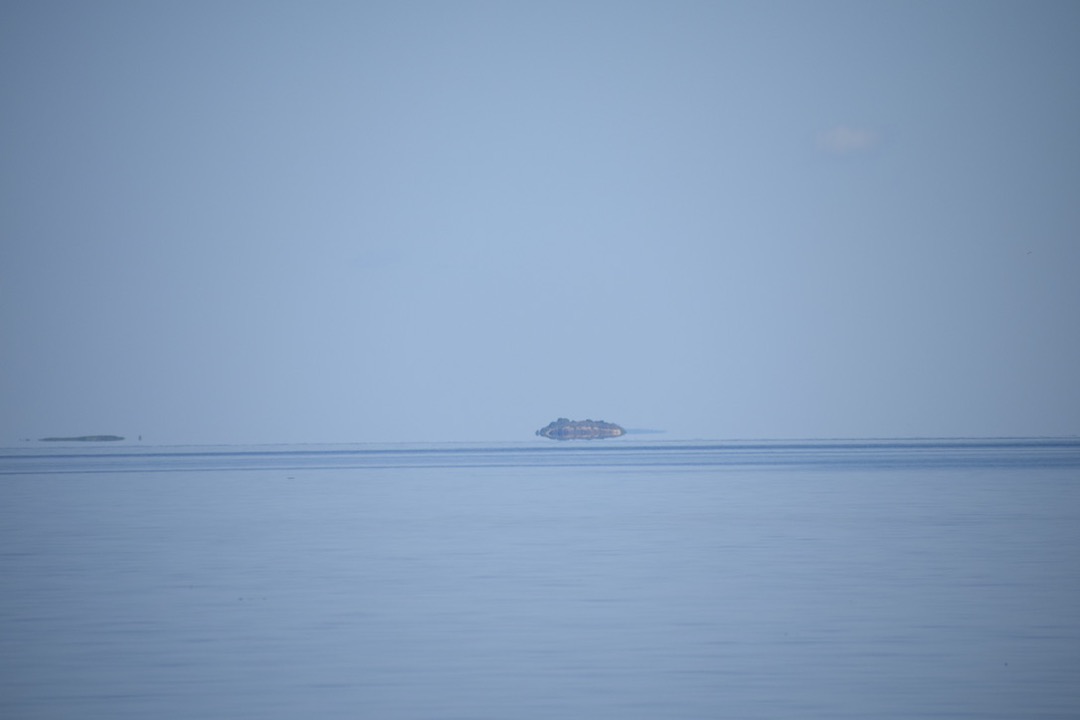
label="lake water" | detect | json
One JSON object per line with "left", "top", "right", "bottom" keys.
{"left": 2, "top": 438, "right": 1079, "bottom": 719}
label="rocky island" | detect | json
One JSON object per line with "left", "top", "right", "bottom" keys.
{"left": 536, "top": 418, "right": 625, "bottom": 441}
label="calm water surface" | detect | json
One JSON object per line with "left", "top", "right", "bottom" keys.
{"left": 2, "top": 439, "right": 1079, "bottom": 719}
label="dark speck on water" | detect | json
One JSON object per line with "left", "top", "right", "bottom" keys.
{"left": 1, "top": 438, "right": 1079, "bottom": 719}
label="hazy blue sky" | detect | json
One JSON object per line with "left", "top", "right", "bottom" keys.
{"left": 2, "top": 1, "right": 1078, "bottom": 444}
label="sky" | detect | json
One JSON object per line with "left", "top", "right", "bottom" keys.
{"left": 2, "top": 1, "right": 1079, "bottom": 445}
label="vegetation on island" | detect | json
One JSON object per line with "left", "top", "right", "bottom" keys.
{"left": 39, "top": 435, "right": 125, "bottom": 442}
{"left": 536, "top": 418, "right": 625, "bottom": 441}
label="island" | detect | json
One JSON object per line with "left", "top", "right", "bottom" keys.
{"left": 536, "top": 418, "right": 625, "bottom": 441}
{"left": 39, "top": 435, "right": 125, "bottom": 442}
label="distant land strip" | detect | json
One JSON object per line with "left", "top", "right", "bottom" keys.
{"left": 39, "top": 435, "right": 125, "bottom": 442}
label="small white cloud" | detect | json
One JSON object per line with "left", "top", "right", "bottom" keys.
{"left": 818, "top": 126, "right": 878, "bottom": 154}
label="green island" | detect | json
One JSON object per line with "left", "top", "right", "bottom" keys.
{"left": 536, "top": 418, "right": 625, "bottom": 441}
{"left": 39, "top": 435, "right": 125, "bottom": 442}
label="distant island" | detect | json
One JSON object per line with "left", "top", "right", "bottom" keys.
{"left": 536, "top": 418, "right": 625, "bottom": 441}
{"left": 39, "top": 435, "right": 124, "bottom": 442}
